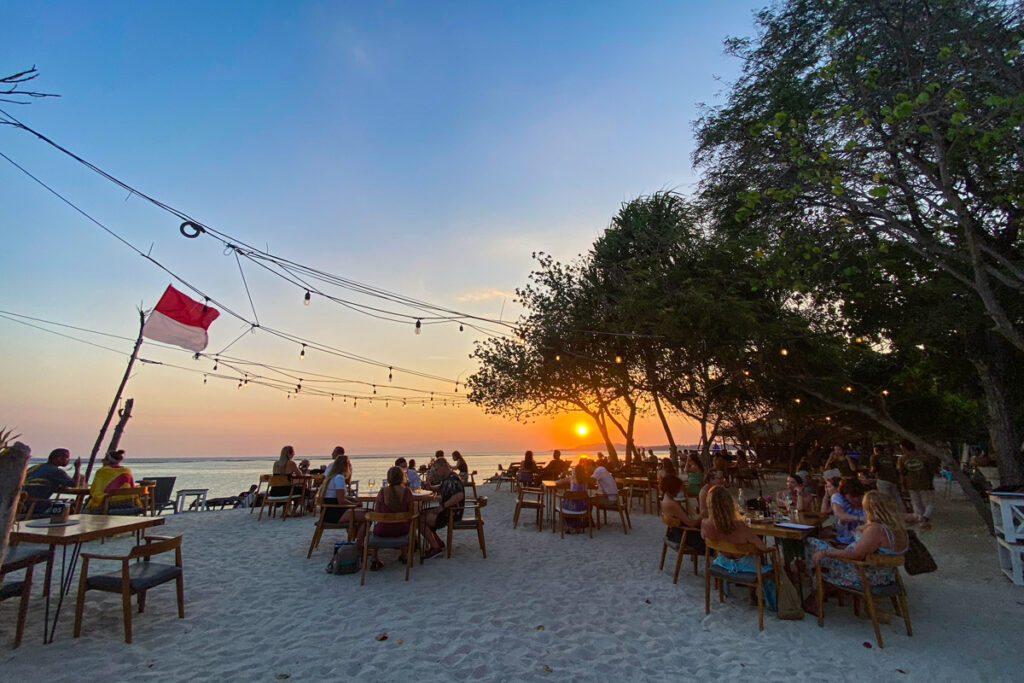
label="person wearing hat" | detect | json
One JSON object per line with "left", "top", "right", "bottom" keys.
{"left": 85, "top": 449, "right": 138, "bottom": 512}
{"left": 22, "top": 447, "right": 83, "bottom": 515}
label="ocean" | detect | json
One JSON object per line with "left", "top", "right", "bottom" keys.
{"left": 50, "top": 451, "right": 590, "bottom": 500}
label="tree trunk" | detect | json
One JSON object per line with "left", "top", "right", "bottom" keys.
{"left": 1, "top": 442, "right": 32, "bottom": 568}
{"left": 973, "top": 339, "right": 1024, "bottom": 487}
{"left": 651, "top": 392, "right": 678, "bottom": 467}
{"left": 106, "top": 397, "right": 134, "bottom": 455}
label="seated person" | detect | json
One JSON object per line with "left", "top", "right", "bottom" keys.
{"left": 683, "top": 452, "right": 705, "bottom": 496}
{"left": 588, "top": 459, "right": 619, "bottom": 506}
{"left": 804, "top": 491, "right": 909, "bottom": 613}
{"left": 396, "top": 457, "right": 421, "bottom": 489}
{"left": 418, "top": 457, "right": 465, "bottom": 559}
{"left": 452, "top": 450, "right": 470, "bottom": 476}
{"left": 660, "top": 473, "right": 706, "bottom": 553}
{"left": 367, "top": 466, "right": 414, "bottom": 570}
{"left": 22, "top": 447, "right": 83, "bottom": 515}
{"left": 318, "top": 455, "right": 367, "bottom": 535}
{"left": 700, "top": 485, "right": 777, "bottom": 610}
{"left": 557, "top": 463, "right": 590, "bottom": 533}
{"left": 698, "top": 470, "right": 727, "bottom": 518}
{"left": 777, "top": 474, "right": 815, "bottom": 512}
{"left": 656, "top": 458, "right": 677, "bottom": 488}
{"left": 85, "top": 450, "right": 140, "bottom": 513}
{"left": 820, "top": 476, "right": 841, "bottom": 515}
{"left": 539, "top": 450, "right": 570, "bottom": 481}
{"left": 830, "top": 479, "right": 867, "bottom": 545}
{"left": 794, "top": 458, "right": 811, "bottom": 483}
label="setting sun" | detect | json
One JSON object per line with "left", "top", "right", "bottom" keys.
{"left": 575, "top": 424, "right": 588, "bottom": 436}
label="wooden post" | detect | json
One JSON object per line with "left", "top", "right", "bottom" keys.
{"left": 85, "top": 310, "right": 146, "bottom": 481}
{"left": 0, "top": 441, "right": 32, "bottom": 568}
{"left": 106, "top": 397, "right": 134, "bottom": 455}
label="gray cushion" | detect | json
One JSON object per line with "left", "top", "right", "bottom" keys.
{"left": 0, "top": 581, "right": 26, "bottom": 600}
{"left": 2, "top": 546, "right": 50, "bottom": 570}
{"left": 710, "top": 565, "right": 773, "bottom": 584}
{"left": 825, "top": 578, "right": 903, "bottom": 596}
{"left": 453, "top": 518, "right": 481, "bottom": 529}
{"left": 367, "top": 535, "right": 409, "bottom": 549}
{"left": 87, "top": 562, "right": 182, "bottom": 593}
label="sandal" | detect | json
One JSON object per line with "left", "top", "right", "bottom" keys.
{"left": 423, "top": 546, "right": 444, "bottom": 560}
{"left": 370, "top": 559, "right": 385, "bottom": 571}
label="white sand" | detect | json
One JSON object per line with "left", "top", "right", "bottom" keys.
{"left": 1, "top": 480, "right": 1020, "bottom": 681}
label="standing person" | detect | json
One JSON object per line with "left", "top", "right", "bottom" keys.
{"left": 23, "top": 447, "right": 83, "bottom": 514}
{"left": 419, "top": 457, "right": 464, "bottom": 559}
{"left": 85, "top": 450, "right": 139, "bottom": 513}
{"left": 870, "top": 444, "right": 901, "bottom": 501}
{"left": 898, "top": 439, "right": 939, "bottom": 527}
{"left": 452, "top": 451, "right": 470, "bottom": 475}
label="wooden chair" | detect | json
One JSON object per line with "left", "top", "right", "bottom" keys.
{"left": 250, "top": 473, "right": 271, "bottom": 514}
{"left": 815, "top": 553, "right": 912, "bottom": 648}
{"left": 74, "top": 534, "right": 185, "bottom": 644}
{"left": 659, "top": 516, "right": 701, "bottom": 582}
{"left": 557, "top": 491, "right": 592, "bottom": 539}
{"left": 257, "top": 475, "right": 302, "bottom": 520}
{"left": 513, "top": 486, "right": 545, "bottom": 531}
{"left": 703, "top": 539, "right": 777, "bottom": 631}
{"left": 360, "top": 510, "right": 418, "bottom": 585}
{"left": 628, "top": 482, "right": 652, "bottom": 514}
{"left": 100, "top": 486, "right": 149, "bottom": 516}
{"left": 446, "top": 496, "right": 487, "bottom": 558}
{"left": 15, "top": 490, "right": 41, "bottom": 521}
{"left": 462, "top": 472, "right": 479, "bottom": 501}
{"left": 1, "top": 546, "right": 50, "bottom": 647}
{"left": 307, "top": 502, "right": 358, "bottom": 558}
{"left": 594, "top": 492, "right": 630, "bottom": 534}
{"left": 513, "top": 471, "right": 536, "bottom": 495}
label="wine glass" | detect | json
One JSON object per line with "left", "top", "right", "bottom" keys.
{"left": 368, "top": 477, "right": 376, "bottom": 492}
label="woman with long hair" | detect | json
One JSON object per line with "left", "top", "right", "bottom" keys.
{"left": 660, "top": 473, "right": 706, "bottom": 553}
{"left": 273, "top": 445, "right": 302, "bottom": 477}
{"left": 805, "top": 491, "right": 908, "bottom": 606}
{"left": 700, "top": 486, "right": 776, "bottom": 610}
{"left": 830, "top": 479, "right": 867, "bottom": 544}
{"left": 558, "top": 462, "right": 591, "bottom": 533}
{"left": 366, "top": 465, "right": 414, "bottom": 570}
{"left": 318, "top": 453, "right": 366, "bottom": 537}
{"left": 683, "top": 451, "right": 705, "bottom": 496}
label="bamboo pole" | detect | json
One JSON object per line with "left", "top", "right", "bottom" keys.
{"left": 85, "top": 310, "right": 146, "bottom": 481}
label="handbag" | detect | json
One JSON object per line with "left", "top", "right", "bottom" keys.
{"left": 903, "top": 530, "right": 937, "bottom": 574}
{"left": 775, "top": 566, "right": 804, "bottom": 620}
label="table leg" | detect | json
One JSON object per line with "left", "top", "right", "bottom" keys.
{"left": 42, "top": 541, "right": 84, "bottom": 644}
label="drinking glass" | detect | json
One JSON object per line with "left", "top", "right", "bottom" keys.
{"left": 368, "top": 477, "right": 376, "bottom": 492}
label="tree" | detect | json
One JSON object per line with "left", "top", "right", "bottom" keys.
{"left": 1, "top": 66, "right": 58, "bottom": 107}
{"left": 695, "top": 0, "right": 1024, "bottom": 487}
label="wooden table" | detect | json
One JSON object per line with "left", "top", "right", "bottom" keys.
{"left": 617, "top": 477, "right": 657, "bottom": 515}
{"left": 11, "top": 514, "right": 165, "bottom": 643}
{"left": 356, "top": 489, "right": 437, "bottom": 510}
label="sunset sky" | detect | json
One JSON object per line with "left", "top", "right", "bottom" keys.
{"left": 1, "top": 1, "right": 764, "bottom": 458}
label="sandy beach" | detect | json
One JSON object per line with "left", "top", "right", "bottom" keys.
{"left": 2, "top": 479, "right": 1020, "bottom": 682}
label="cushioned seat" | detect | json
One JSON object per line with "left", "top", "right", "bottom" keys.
{"left": 0, "top": 581, "right": 25, "bottom": 600}
{"left": 86, "top": 562, "right": 183, "bottom": 593}
{"left": 3, "top": 546, "right": 51, "bottom": 568}
{"left": 366, "top": 534, "right": 409, "bottom": 549}
{"left": 709, "top": 565, "right": 774, "bottom": 585}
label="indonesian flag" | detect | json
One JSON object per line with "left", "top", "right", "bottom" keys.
{"left": 143, "top": 285, "right": 220, "bottom": 352}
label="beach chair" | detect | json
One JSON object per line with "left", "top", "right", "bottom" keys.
{"left": 148, "top": 477, "right": 177, "bottom": 514}
{"left": 703, "top": 540, "right": 777, "bottom": 631}
{"left": 659, "top": 516, "right": 700, "bottom": 582}
{"left": 815, "top": 553, "right": 912, "bottom": 648}
{"left": 446, "top": 496, "right": 487, "bottom": 558}
{"left": 73, "top": 534, "right": 185, "bottom": 644}
{"left": 258, "top": 475, "right": 302, "bottom": 521}
{"left": 100, "top": 487, "right": 149, "bottom": 516}
{"left": 307, "top": 502, "right": 358, "bottom": 558}
{"left": 556, "top": 490, "right": 592, "bottom": 539}
{"left": 1, "top": 546, "right": 50, "bottom": 647}
{"left": 360, "top": 510, "right": 418, "bottom": 585}
{"left": 513, "top": 486, "right": 545, "bottom": 531}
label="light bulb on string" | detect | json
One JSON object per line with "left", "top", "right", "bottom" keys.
{"left": 304, "top": 290, "right": 311, "bottom": 306}
{"left": 237, "top": 380, "right": 243, "bottom": 390}
{"left": 780, "top": 348, "right": 789, "bottom": 356}
{"left": 614, "top": 355, "right": 623, "bottom": 364}
{"left": 459, "top": 324, "right": 464, "bottom": 332}
{"left": 299, "top": 344, "right": 306, "bottom": 360}
{"left": 203, "top": 375, "right": 207, "bottom": 385}
{"left": 213, "top": 356, "right": 219, "bottom": 371}
{"left": 297, "top": 380, "right": 302, "bottom": 393}
{"left": 386, "top": 400, "right": 389, "bottom": 408}
{"left": 881, "top": 389, "right": 890, "bottom": 396}
{"left": 845, "top": 385, "right": 854, "bottom": 392}
{"left": 454, "top": 382, "right": 459, "bottom": 393}
{"left": 555, "top": 354, "right": 561, "bottom": 362}
{"left": 388, "top": 367, "right": 393, "bottom": 382}
{"left": 415, "top": 319, "right": 422, "bottom": 335}
{"left": 793, "top": 397, "right": 801, "bottom": 404}
{"left": 373, "top": 385, "right": 376, "bottom": 395}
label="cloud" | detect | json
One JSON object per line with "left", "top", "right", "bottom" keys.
{"left": 456, "top": 288, "right": 514, "bottom": 303}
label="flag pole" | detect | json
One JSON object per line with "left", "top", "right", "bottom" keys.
{"left": 85, "top": 309, "right": 146, "bottom": 481}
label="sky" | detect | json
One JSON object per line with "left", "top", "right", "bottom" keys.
{"left": 1, "top": 1, "right": 766, "bottom": 459}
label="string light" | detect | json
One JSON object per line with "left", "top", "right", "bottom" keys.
{"left": 299, "top": 344, "right": 306, "bottom": 360}
{"left": 203, "top": 374, "right": 207, "bottom": 384}
{"left": 742, "top": 370, "right": 750, "bottom": 376}
{"left": 213, "top": 356, "right": 219, "bottom": 371}
{"left": 614, "top": 355, "right": 623, "bottom": 364}
{"left": 237, "top": 380, "right": 243, "bottom": 390}
{"left": 304, "top": 290, "right": 311, "bottom": 306}
{"left": 388, "top": 366, "right": 393, "bottom": 382}
{"left": 881, "top": 389, "right": 890, "bottom": 396}
{"left": 845, "top": 385, "right": 854, "bottom": 392}
{"left": 415, "top": 319, "right": 422, "bottom": 335}
{"left": 793, "top": 398, "right": 801, "bottom": 404}
{"left": 459, "top": 324, "right": 464, "bottom": 332}
{"left": 555, "top": 354, "right": 561, "bottom": 362}
{"left": 780, "top": 348, "right": 789, "bottom": 356}
{"left": 373, "top": 385, "right": 377, "bottom": 394}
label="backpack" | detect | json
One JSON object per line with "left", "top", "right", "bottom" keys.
{"left": 326, "top": 541, "right": 360, "bottom": 575}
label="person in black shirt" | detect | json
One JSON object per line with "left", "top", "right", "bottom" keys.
{"left": 23, "top": 447, "right": 83, "bottom": 514}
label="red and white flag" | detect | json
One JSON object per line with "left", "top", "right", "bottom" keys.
{"left": 143, "top": 285, "right": 220, "bottom": 352}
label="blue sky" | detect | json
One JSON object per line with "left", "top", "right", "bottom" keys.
{"left": 1, "top": 1, "right": 766, "bottom": 457}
